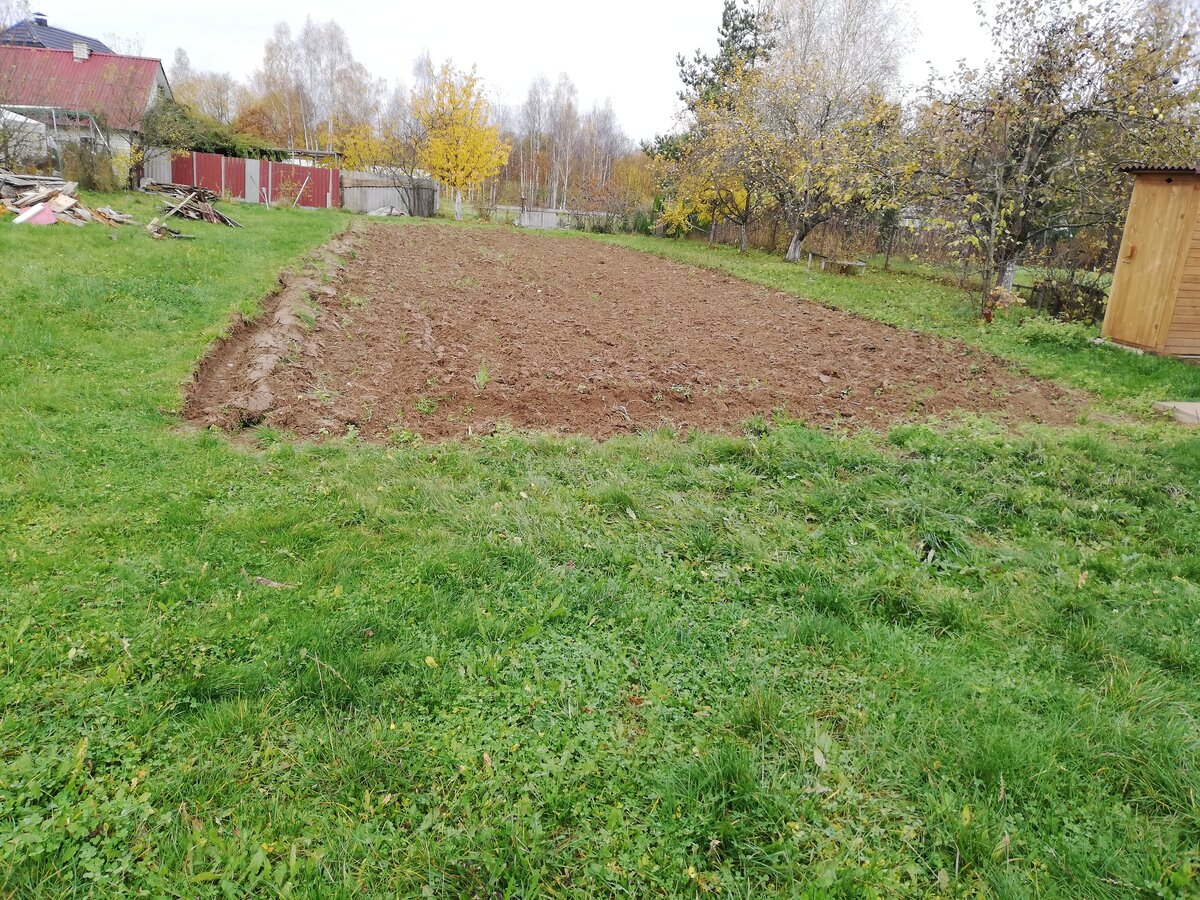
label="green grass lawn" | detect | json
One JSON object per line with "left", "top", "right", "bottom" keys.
{"left": 1, "top": 206, "right": 1198, "bottom": 897}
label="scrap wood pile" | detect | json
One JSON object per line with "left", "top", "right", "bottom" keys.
{"left": 141, "top": 182, "right": 242, "bottom": 228}
{"left": 0, "top": 170, "right": 133, "bottom": 227}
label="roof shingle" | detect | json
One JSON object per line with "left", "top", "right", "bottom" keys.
{"left": 0, "top": 18, "right": 113, "bottom": 53}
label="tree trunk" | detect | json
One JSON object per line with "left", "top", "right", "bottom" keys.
{"left": 739, "top": 223, "right": 748, "bottom": 254}
{"left": 453, "top": 189, "right": 463, "bottom": 221}
{"left": 883, "top": 226, "right": 896, "bottom": 271}
{"left": 784, "top": 229, "right": 804, "bottom": 262}
{"left": 999, "top": 258, "right": 1016, "bottom": 291}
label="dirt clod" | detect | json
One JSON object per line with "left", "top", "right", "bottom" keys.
{"left": 185, "top": 224, "right": 1080, "bottom": 441}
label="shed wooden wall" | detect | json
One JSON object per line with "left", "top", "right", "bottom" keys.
{"left": 1165, "top": 200, "right": 1200, "bottom": 356}
{"left": 1102, "top": 173, "right": 1200, "bottom": 352}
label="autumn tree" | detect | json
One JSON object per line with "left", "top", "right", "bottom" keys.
{"left": 237, "top": 19, "right": 380, "bottom": 151}
{"left": 657, "top": 0, "right": 908, "bottom": 259}
{"left": 677, "top": 0, "right": 772, "bottom": 112}
{"left": 333, "top": 84, "right": 428, "bottom": 211}
{"left": 578, "top": 152, "right": 655, "bottom": 230}
{"left": 548, "top": 74, "right": 578, "bottom": 209}
{"left": 919, "top": 0, "right": 1200, "bottom": 298}
{"left": 415, "top": 62, "right": 510, "bottom": 220}
{"left": 379, "top": 84, "right": 428, "bottom": 179}
{"left": 758, "top": 0, "right": 910, "bottom": 260}
{"left": 171, "top": 49, "right": 240, "bottom": 125}
{"left": 657, "top": 70, "right": 770, "bottom": 252}
{"left": 240, "top": 22, "right": 308, "bottom": 147}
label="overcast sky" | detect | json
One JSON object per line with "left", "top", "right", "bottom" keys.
{"left": 34, "top": 0, "right": 993, "bottom": 141}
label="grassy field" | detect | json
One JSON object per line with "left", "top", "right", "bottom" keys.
{"left": 1, "top": 205, "right": 1198, "bottom": 897}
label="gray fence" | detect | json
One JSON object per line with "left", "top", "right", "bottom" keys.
{"left": 497, "top": 205, "right": 627, "bottom": 230}
{"left": 142, "top": 148, "right": 172, "bottom": 185}
{"left": 340, "top": 172, "right": 439, "bottom": 217}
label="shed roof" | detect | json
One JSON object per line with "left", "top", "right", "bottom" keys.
{"left": 0, "top": 16, "right": 113, "bottom": 53}
{"left": 0, "top": 106, "right": 46, "bottom": 131}
{"left": 0, "top": 46, "right": 165, "bottom": 131}
{"left": 1120, "top": 162, "right": 1200, "bottom": 175}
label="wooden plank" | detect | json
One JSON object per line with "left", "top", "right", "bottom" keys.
{"left": 1162, "top": 182, "right": 1200, "bottom": 354}
{"left": 1103, "top": 174, "right": 1200, "bottom": 350}
{"left": 1165, "top": 197, "right": 1200, "bottom": 351}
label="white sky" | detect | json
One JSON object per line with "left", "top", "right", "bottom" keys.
{"left": 34, "top": 0, "right": 993, "bottom": 141}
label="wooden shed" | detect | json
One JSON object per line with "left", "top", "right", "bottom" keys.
{"left": 1102, "top": 165, "right": 1200, "bottom": 358}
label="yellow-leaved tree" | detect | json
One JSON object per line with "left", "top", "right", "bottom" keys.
{"left": 334, "top": 123, "right": 383, "bottom": 172}
{"left": 414, "top": 63, "right": 510, "bottom": 220}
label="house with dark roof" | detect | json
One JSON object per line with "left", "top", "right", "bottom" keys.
{"left": 0, "top": 12, "right": 113, "bottom": 54}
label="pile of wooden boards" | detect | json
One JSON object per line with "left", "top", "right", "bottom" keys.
{"left": 141, "top": 182, "right": 242, "bottom": 228}
{"left": 0, "top": 170, "right": 133, "bottom": 227}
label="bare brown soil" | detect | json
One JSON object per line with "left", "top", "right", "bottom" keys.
{"left": 185, "top": 223, "right": 1081, "bottom": 441}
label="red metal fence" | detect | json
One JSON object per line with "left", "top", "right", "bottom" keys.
{"left": 164, "top": 151, "right": 339, "bottom": 209}
{"left": 261, "top": 161, "right": 337, "bottom": 209}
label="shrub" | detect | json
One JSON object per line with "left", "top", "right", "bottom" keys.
{"left": 1018, "top": 316, "right": 1096, "bottom": 351}
{"left": 1030, "top": 278, "right": 1109, "bottom": 323}
{"left": 60, "top": 143, "right": 119, "bottom": 192}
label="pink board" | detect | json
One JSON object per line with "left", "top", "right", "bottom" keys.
{"left": 13, "top": 202, "right": 55, "bottom": 225}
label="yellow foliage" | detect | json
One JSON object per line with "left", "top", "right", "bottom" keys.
{"left": 334, "top": 123, "right": 384, "bottom": 172}
{"left": 414, "top": 63, "right": 510, "bottom": 218}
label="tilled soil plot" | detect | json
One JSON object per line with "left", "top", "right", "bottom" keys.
{"left": 186, "top": 224, "right": 1080, "bottom": 441}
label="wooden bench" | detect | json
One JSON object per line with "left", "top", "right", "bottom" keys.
{"left": 806, "top": 253, "right": 866, "bottom": 276}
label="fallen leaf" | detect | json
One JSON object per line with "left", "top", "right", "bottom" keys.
{"left": 817, "top": 373, "right": 832, "bottom": 384}
{"left": 813, "top": 746, "right": 827, "bottom": 770}
{"left": 992, "top": 832, "right": 1011, "bottom": 859}
{"left": 253, "top": 576, "right": 295, "bottom": 589}
{"left": 424, "top": 656, "right": 438, "bottom": 668}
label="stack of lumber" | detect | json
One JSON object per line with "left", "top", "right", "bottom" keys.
{"left": 0, "top": 170, "right": 133, "bottom": 227}
{"left": 141, "top": 182, "right": 220, "bottom": 203}
{"left": 141, "top": 182, "right": 241, "bottom": 227}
